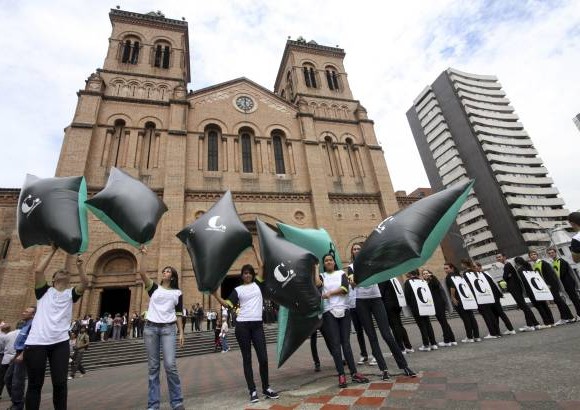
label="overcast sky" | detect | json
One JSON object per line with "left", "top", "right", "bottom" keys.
{"left": 1, "top": 0, "right": 579, "bottom": 211}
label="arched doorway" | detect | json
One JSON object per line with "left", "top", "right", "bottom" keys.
{"left": 94, "top": 249, "right": 137, "bottom": 318}
{"left": 100, "top": 288, "right": 131, "bottom": 317}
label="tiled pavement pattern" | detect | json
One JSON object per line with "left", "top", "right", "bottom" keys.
{"left": 246, "top": 372, "right": 580, "bottom": 410}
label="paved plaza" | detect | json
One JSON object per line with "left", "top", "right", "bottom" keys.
{"left": 14, "top": 308, "right": 580, "bottom": 409}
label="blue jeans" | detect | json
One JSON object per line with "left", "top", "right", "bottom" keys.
{"left": 220, "top": 335, "right": 229, "bottom": 351}
{"left": 143, "top": 322, "right": 183, "bottom": 410}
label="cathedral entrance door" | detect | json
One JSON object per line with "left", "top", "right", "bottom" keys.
{"left": 100, "top": 287, "right": 131, "bottom": 317}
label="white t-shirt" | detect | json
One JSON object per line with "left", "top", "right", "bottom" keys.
{"left": 321, "top": 270, "right": 349, "bottom": 313}
{"left": 26, "top": 284, "right": 81, "bottom": 346}
{"left": 146, "top": 283, "right": 183, "bottom": 324}
{"left": 228, "top": 282, "right": 263, "bottom": 322}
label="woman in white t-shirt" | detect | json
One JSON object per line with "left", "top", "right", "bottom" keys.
{"left": 24, "top": 246, "right": 88, "bottom": 410}
{"left": 317, "top": 252, "right": 369, "bottom": 388}
{"left": 212, "top": 246, "right": 279, "bottom": 404}
{"left": 138, "top": 246, "right": 185, "bottom": 410}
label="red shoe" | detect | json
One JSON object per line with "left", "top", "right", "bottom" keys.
{"left": 351, "top": 372, "right": 369, "bottom": 383}
{"left": 338, "top": 374, "right": 347, "bottom": 388}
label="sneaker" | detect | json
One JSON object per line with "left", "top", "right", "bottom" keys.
{"left": 519, "top": 326, "right": 535, "bottom": 332}
{"left": 357, "top": 356, "right": 368, "bottom": 365}
{"left": 401, "top": 349, "right": 407, "bottom": 355}
{"left": 369, "top": 356, "right": 377, "bottom": 366}
{"left": 263, "top": 388, "right": 279, "bottom": 399}
{"left": 249, "top": 391, "right": 259, "bottom": 403}
{"left": 483, "top": 334, "right": 498, "bottom": 339}
{"left": 461, "top": 338, "right": 475, "bottom": 343}
{"left": 430, "top": 344, "right": 438, "bottom": 350}
{"left": 437, "top": 341, "right": 447, "bottom": 347}
{"left": 338, "top": 374, "right": 347, "bottom": 388}
{"left": 351, "top": 372, "right": 369, "bottom": 384}
{"left": 405, "top": 348, "right": 415, "bottom": 353}
{"left": 382, "top": 370, "right": 391, "bottom": 380}
{"left": 450, "top": 341, "right": 458, "bottom": 346}
{"left": 418, "top": 345, "right": 431, "bottom": 351}
{"left": 67, "top": 376, "right": 73, "bottom": 380}
{"left": 403, "top": 367, "right": 417, "bottom": 377}
{"left": 474, "top": 338, "right": 482, "bottom": 342}
{"left": 503, "top": 329, "right": 516, "bottom": 335}
{"left": 554, "top": 319, "right": 566, "bottom": 326}
{"left": 314, "top": 362, "right": 321, "bottom": 372}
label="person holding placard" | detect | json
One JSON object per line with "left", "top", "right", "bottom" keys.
{"left": 567, "top": 212, "right": 580, "bottom": 263}
{"left": 528, "top": 250, "right": 574, "bottom": 325}
{"left": 444, "top": 263, "right": 481, "bottom": 343}
{"left": 422, "top": 269, "right": 456, "bottom": 346}
{"left": 496, "top": 253, "right": 539, "bottom": 331}
{"left": 514, "top": 257, "right": 554, "bottom": 328}
{"left": 475, "top": 262, "right": 515, "bottom": 335}
{"left": 379, "top": 278, "right": 414, "bottom": 353}
{"left": 547, "top": 247, "right": 580, "bottom": 320}
{"left": 404, "top": 270, "right": 438, "bottom": 351}
{"left": 461, "top": 259, "right": 500, "bottom": 339}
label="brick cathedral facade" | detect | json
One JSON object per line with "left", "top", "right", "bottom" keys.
{"left": 0, "top": 9, "right": 443, "bottom": 323}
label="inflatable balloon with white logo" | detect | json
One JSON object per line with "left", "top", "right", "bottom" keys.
{"left": 85, "top": 167, "right": 167, "bottom": 247}
{"left": 17, "top": 174, "right": 89, "bottom": 254}
{"left": 354, "top": 180, "right": 474, "bottom": 287}
{"left": 277, "top": 306, "right": 322, "bottom": 368}
{"left": 277, "top": 223, "right": 342, "bottom": 273}
{"left": 256, "top": 219, "right": 321, "bottom": 315}
{"left": 177, "top": 191, "right": 252, "bottom": 293}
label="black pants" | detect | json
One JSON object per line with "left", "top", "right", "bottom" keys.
{"left": 235, "top": 321, "right": 269, "bottom": 393}
{"left": 532, "top": 301, "right": 554, "bottom": 325}
{"left": 386, "top": 305, "right": 412, "bottom": 350}
{"left": 435, "top": 309, "right": 456, "bottom": 343}
{"left": 511, "top": 290, "right": 539, "bottom": 327}
{"left": 356, "top": 298, "right": 407, "bottom": 370}
{"left": 310, "top": 331, "right": 320, "bottom": 366}
{"left": 24, "top": 340, "right": 69, "bottom": 410}
{"left": 550, "top": 289, "right": 574, "bottom": 320}
{"left": 563, "top": 283, "right": 580, "bottom": 316}
{"left": 413, "top": 315, "right": 437, "bottom": 346}
{"left": 0, "top": 363, "right": 8, "bottom": 396}
{"left": 321, "top": 310, "right": 358, "bottom": 376}
{"left": 478, "top": 304, "right": 501, "bottom": 336}
{"left": 349, "top": 308, "right": 368, "bottom": 359}
{"left": 455, "top": 305, "right": 479, "bottom": 339}
{"left": 70, "top": 349, "right": 86, "bottom": 377}
{"left": 5, "top": 359, "right": 26, "bottom": 409}
{"left": 490, "top": 301, "right": 514, "bottom": 331}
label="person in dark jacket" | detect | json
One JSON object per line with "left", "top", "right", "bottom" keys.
{"left": 404, "top": 270, "right": 438, "bottom": 351}
{"left": 529, "top": 250, "right": 574, "bottom": 325}
{"left": 378, "top": 278, "right": 414, "bottom": 353}
{"left": 475, "top": 262, "right": 515, "bottom": 335}
{"left": 422, "top": 269, "right": 456, "bottom": 346}
{"left": 547, "top": 247, "right": 580, "bottom": 320}
{"left": 444, "top": 262, "right": 480, "bottom": 342}
{"left": 514, "top": 256, "right": 554, "bottom": 328}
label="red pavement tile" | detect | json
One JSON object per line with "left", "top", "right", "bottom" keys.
{"left": 368, "top": 382, "right": 393, "bottom": 390}
{"left": 413, "top": 398, "right": 448, "bottom": 408}
{"left": 305, "top": 395, "right": 334, "bottom": 404}
{"left": 446, "top": 390, "right": 478, "bottom": 400}
{"left": 514, "top": 391, "right": 552, "bottom": 401}
{"left": 446, "top": 377, "right": 478, "bottom": 383}
{"left": 480, "top": 400, "right": 521, "bottom": 410}
{"left": 269, "top": 405, "right": 299, "bottom": 410}
{"left": 388, "top": 390, "right": 414, "bottom": 398}
{"left": 354, "top": 396, "right": 386, "bottom": 407}
{"left": 395, "top": 376, "right": 420, "bottom": 383}
{"left": 338, "top": 388, "right": 365, "bottom": 397}
{"left": 479, "top": 384, "right": 512, "bottom": 392}
{"left": 423, "top": 371, "right": 445, "bottom": 377}
{"left": 559, "top": 400, "right": 580, "bottom": 409}
{"left": 320, "top": 405, "right": 350, "bottom": 410}
{"left": 419, "top": 383, "right": 446, "bottom": 391}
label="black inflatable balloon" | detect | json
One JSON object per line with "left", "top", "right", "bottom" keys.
{"left": 85, "top": 167, "right": 168, "bottom": 247}
{"left": 17, "top": 174, "right": 89, "bottom": 255}
{"left": 176, "top": 191, "right": 252, "bottom": 293}
{"left": 354, "top": 180, "right": 474, "bottom": 287}
{"left": 277, "top": 306, "right": 322, "bottom": 368}
{"left": 256, "top": 219, "right": 320, "bottom": 315}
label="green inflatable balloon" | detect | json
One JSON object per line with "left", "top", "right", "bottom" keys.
{"left": 276, "top": 306, "right": 322, "bottom": 368}
{"left": 277, "top": 223, "right": 342, "bottom": 272}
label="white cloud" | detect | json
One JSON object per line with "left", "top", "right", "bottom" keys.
{"left": 0, "top": 0, "right": 578, "bottom": 211}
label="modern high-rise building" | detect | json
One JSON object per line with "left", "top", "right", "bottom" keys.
{"left": 573, "top": 113, "right": 580, "bottom": 132}
{"left": 406, "top": 68, "right": 569, "bottom": 264}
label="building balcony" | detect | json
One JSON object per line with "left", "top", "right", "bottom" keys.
{"left": 449, "top": 74, "right": 502, "bottom": 90}
{"left": 470, "top": 116, "right": 523, "bottom": 129}
{"left": 501, "top": 185, "right": 559, "bottom": 196}
{"left": 481, "top": 144, "right": 537, "bottom": 156}
{"left": 462, "top": 99, "right": 514, "bottom": 112}
{"left": 506, "top": 196, "right": 565, "bottom": 207}
{"left": 454, "top": 82, "right": 506, "bottom": 97}
{"left": 439, "top": 160, "right": 464, "bottom": 179}
{"left": 491, "top": 164, "right": 548, "bottom": 175}
{"left": 522, "top": 232, "right": 552, "bottom": 242}
{"left": 458, "top": 90, "right": 511, "bottom": 105}
{"left": 469, "top": 242, "right": 499, "bottom": 258}
{"left": 435, "top": 148, "right": 460, "bottom": 168}
{"left": 424, "top": 115, "right": 446, "bottom": 135}
{"left": 447, "top": 68, "right": 498, "bottom": 82}
{"left": 457, "top": 208, "right": 484, "bottom": 225}
{"left": 511, "top": 208, "right": 569, "bottom": 219}
{"left": 415, "top": 92, "right": 437, "bottom": 113}
{"left": 496, "top": 175, "right": 554, "bottom": 185}
{"left": 468, "top": 230, "right": 494, "bottom": 245}
{"left": 420, "top": 107, "right": 443, "bottom": 127}
{"left": 474, "top": 125, "right": 528, "bottom": 138}
{"left": 465, "top": 107, "right": 519, "bottom": 120}
{"left": 432, "top": 140, "right": 456, "bottom": 160}
{"left": 459, "top": 196, "right": 480, "bottom": 212}
{"left": 441, "top": 167, "right": 467, "bottom": 186}
{"left": 487, "top": 154, "right": 543, "bottom": 166}
{"left": 460, "top": 219, "right": 490, "bottom": 235}
{"left": 429, "top": 131, "right": 453, "bottom": 150}
{"left": 478, "top": 134, "right": 533, "bottom": 147}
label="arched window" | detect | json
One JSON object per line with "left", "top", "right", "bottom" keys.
{"left": 207, "top": 129, "right": 219, "bottom": 171}
{"left": 325, "top": 67, "right": 340, "bottom": 91}
{"left": 345, "top": 138, "right": 358, "bottom": 177}
{"left": 111, "top": 119, "right": 126, "bottom": 167}
{"left": 324, "top": 136, "right": 339, "bottom": 176}
{"left": 140, "top": 122, "right": 156, "bottom": 169}
{"left": 272, "top": 133, "right": 286, "bottom": 174}
{"left": 241, "top": 132, "right": 253, "bottom": 173}
{"left": 286, "top": 71, "right": 294, "bottom": 100}
{"left": 303, "top": 64, "right": 317, "bottom": 88}
{"left": 121, "top": 37, "right": 140, "bottom": 65}
{"left": 154, "top": 42, "right": 171, "bottom": 69}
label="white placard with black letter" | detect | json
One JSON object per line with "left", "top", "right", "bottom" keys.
{"left": 464, "top": 271, "right": 495, "bottom": 305}
{"left": 522, "top": 270, "right": 554, "bottom": 301}
{"left": 409, "top": 279, "right": 436, "bottom": 316}
{"left": 451, "top": 276, "right": 478, "bottom": 310}
{"left": 391, "top": 278, "right": 407, "bottom": 307}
